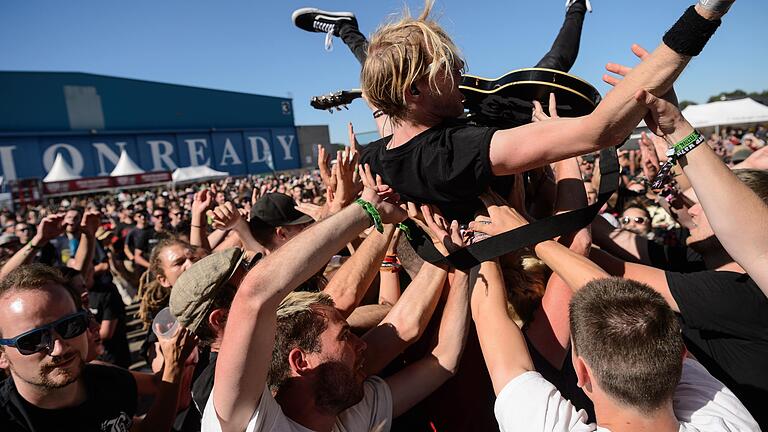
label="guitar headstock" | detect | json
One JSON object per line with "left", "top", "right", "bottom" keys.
{"left": 310, "top": 89, "right": 363, "bottom": 112}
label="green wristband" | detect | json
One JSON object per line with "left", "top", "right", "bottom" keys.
{"left": 355, "top": 199, "right": 384, "bottom": 233}
{"left": 397, "top": 223, "right": 412, "bottom": 240}
{"left": 672, "top": 130, "right": 705, "bottom": 156}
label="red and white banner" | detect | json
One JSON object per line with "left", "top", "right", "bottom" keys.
{"left": 43, "top": 172, "right": 172, "bottom": 195}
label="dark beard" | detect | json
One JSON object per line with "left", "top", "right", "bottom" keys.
{"left": 313, "top": 361, "right": 364, "bottom": 414}
{"left": 35, "top": 355, "right": 85, "bottom": 389}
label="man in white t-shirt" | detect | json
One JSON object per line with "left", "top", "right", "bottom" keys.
{"left": 470, "top": 194, "right": 759, "bottom": 432}
{"left": 202, "top": 171, "right": 471, "bottom": 432}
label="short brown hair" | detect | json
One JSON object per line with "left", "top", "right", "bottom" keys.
{"left": 0, "top": 264, "right": 74, "bottom": 338}
{"left": 569, "top": 277, "right": 684, "bottom": 412}
{"left": 267, "top": 291, "right": 335, "bottom": 393}
{"left": 733, "top": 169, "right": 768, "bottom": 204}
{"left": 361, "top": 0, "right": 464, "bottom": 124}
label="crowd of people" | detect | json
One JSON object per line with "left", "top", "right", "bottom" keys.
{"left": 2, "top": 0, "right": 767, "bottom": 431}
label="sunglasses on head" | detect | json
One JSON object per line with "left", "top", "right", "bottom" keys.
{"left": 0, "top": 310, "right": 88, "bottom": 355}
{"left": 621, "top": 216, "right": 647, "bottom": 225}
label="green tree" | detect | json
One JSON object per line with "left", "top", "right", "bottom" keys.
{"left": 708, "top": 89, "right": 748, "bottom": 103}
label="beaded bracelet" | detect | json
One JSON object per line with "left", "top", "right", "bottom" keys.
{"left": 355, "top": 198, "right": 384, "bottom": 233}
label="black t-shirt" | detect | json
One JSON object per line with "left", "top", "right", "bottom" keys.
{"left": 172, "top": 348, "right": 212, "bottom": 432}
{"left": 667, "top": 270, "right": 768, "bottom": 428}
{"left": 360, "top": 120, "right": 508, "bottom": 223}
{"left": 0, "top": 363, "right": 137, "bottom": 432}
{"left": 647, "top": 242, "right": 705, "bottom": 273}
{"left": 191, "top": 351, "right": 218, "bottom": 418}
{"left": 89, "top": 281, "right": 132, "bottom": 369}
{"left": 132, "top": 227, "right": 158, "bottom": 257}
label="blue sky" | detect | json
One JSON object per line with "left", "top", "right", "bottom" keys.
{"left": 1, "top": 0, "right": 766, "bottom": 144}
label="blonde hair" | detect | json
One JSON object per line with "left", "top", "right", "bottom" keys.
{"left": 276, "top": 290, "right": 334, "bottom": 318}
{"left": 269, "top": 291, "right": 335, "bottom": 392}
{"left": 499, "top": 251, "right": 550, "bottom": 324}
{"left": 361, "top": 0, "right": 464, "bottom": 123}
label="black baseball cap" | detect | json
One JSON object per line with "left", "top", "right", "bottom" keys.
{"left": 249, "top": 193, "right": 313, "bottom": 229}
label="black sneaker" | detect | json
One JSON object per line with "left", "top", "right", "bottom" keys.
{"left": 291, "top": 8, "right": 358, "bottom": 50}
{"left": 565, "top": 0, "right": 592, "bottom": 12}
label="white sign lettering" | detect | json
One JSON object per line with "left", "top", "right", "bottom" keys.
{"left": 92, "top": 142, "right": 127, "bottom": 176}
{"left": 185, "top": 138, "right": 210, "bottom": 166}
{"left": 0, "top": 146, "right": 17, "bottom": 181}
{"left": 43, "top": 143, "right": 84, "bottom": 175}
{"left": 247, "top": 136, "right": 271, "bottom": 164}
{"left": 219, "top": 138, "right": 243, "bottom": 166}
{"left": 146, "top": 140, "right": 178, "bottom": 171}
{"left": 276, "top": 135, "right": 295, "bottom": 161}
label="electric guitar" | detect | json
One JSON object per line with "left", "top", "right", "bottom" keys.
{"left": 310, "top": 68, "right": 601, "bottom": 126}
{"left": 310, "top": 89, "right": 362, "bottom": 112}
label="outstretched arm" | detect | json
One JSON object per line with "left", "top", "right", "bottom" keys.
{"left": 471, "top": 258, "right": 534, "bottom": 395}
{"left": 212, "top": 166, "right": 406, "bottom": 432}
{"left": 190, "top": 189, "right": 213, "bottom": 252}
{"left": 489, "top": 3, "right": 733, "bottom": 175}
{"left": 324, "top": 224, "right": 396, "bottom": 317}
{"left": 385, "top": 266, "right": 470, "bottom": 417}
{"left": 636, "top": 89, "right": 768, "bottom": 297}
{"left": 361, "top": 204, "right": 464, "bottom": 376}
{"left": 0, "top": 214, "right": 65, "bottom": 279}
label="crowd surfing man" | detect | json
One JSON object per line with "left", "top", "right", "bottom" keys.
{"left": 350, "top": 0, "right": 735, "bottom": 224}
{"left": 293, "top": 0, "right": 591, "bottom": 78}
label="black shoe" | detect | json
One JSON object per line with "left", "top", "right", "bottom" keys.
{"left": 292, "top": 8, "right": 357, "bottom": 36}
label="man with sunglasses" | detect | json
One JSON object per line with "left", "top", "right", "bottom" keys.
{"left": 618, "top": 204, "right": 652, "bottom": 238}
{"left": 0, "top": 264, "right": 198, "bottom": 432}
{"left": 0, "top": 264, "right": 136, "bottom": 431}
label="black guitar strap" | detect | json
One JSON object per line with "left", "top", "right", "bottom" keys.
{"left": 404, "top": 146, "right": 619, "bottom": 270}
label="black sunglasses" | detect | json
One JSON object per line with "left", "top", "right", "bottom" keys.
{"left": 0, "top": 310, "right": 88, "bottom": 355}
{"left": 621, "top": 216, "right": 647, "bottom": 225}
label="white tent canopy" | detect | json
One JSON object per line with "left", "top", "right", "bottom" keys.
{"left": 681, "top": 98, "right": 768, "bottom": 128}
{"left": 171, "top": 166, "right": 229, "bottom": 184}
{"left": 43, "top": 153, "right": 81, "bottom": 182}
{"left": 110, "top": 150, "right": 145, "bottom": 176}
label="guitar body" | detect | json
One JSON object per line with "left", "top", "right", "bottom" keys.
{"left": 310, "top": 69, "right": 601, "bottom": 129}
{"left": 460, "top": 68, "right": 602, "bottom": 128}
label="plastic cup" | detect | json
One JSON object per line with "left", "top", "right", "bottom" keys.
{"left": 152, "top": 307, "right": 179, "bottom": 340}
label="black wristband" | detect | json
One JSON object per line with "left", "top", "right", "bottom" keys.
{"left": 663, "top": 6, "right": 721, "bottom": 56}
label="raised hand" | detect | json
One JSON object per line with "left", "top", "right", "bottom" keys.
{"left": 407, "top": 203, "right": 464, "bottom": 256}
{"left": 348, "top": 122, "right": 360, "bottom": 155}
{"left": 211, "top": 202, "right": 242, "bottom": 231}
{"left": 359, "top": 164, "right": 407, "bottom": 224}
{"left": 192, "top": 189, "right": 213, "bottom": 217}
{"left": 295, "top": 202, "right": 324, "bottom": 222}
{"left": 35, "top": 214, "right": 66, "bottom": 243}
{"left": 469, "top": 191, "right": 529, "bottom": 237}
{"left": 603, "top": 44, "right": 682, "bottom": 136}
{"left": 332, "top": 149, "right": 363, "bottom": 209}
{"left": 80, "top": 210, "right": 102, "bottom": 237}
{"left": 639, "top": 131, "right": 661, "bottom": 180}
{"left": 317, "top": 144, "right": 337, "bottom": 196}
{"left": 157, "top": 326, "right": 199, "bottom": 374}
{"left": 531, "top": 92, "right": 559, "bottom": 123}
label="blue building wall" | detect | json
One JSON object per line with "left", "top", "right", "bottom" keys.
{"left": 0, "top": 129, "right": 300, "bottom": 180}
{"left": 0, "top": 72, "right": 299, "bottom": 180}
